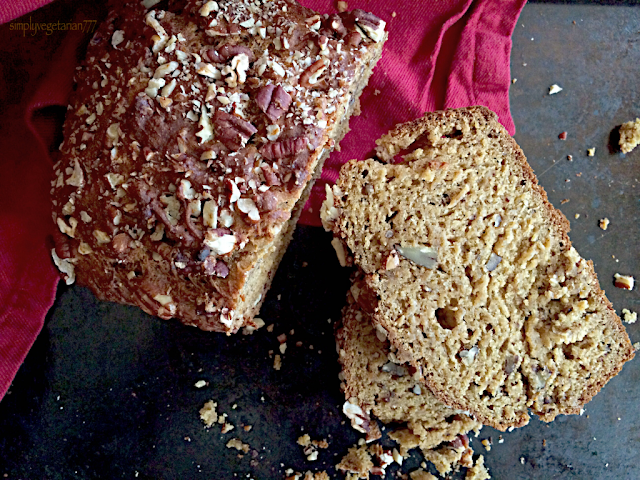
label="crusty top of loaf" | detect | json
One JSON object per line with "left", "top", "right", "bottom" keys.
{"left": 337, "top": 280, "right": 480, "bottom": 451}
{"left": 51, "top": 0, "right": 385, "bottom": 330}
{"left": 323, "top": 106, "right": 635, "bottom": 430}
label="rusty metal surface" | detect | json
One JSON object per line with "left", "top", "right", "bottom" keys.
{"left": 0, "top": 2, "right": 639, "bottom": 480}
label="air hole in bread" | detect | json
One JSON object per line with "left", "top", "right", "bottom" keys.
{"left": 435, "top": 307, "right": 457, "bottom": 330}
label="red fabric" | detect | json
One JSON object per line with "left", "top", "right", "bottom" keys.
{"left": 0, "top": 0, "right": 525, "bottom": 401}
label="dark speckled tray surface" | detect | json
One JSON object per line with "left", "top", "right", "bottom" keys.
{"left": 1, "top": 2, "right": 639, "bottom": 479}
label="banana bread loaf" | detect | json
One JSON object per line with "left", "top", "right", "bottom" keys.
{"left": 50, "top": 0, "right": 386, "bottom": 332}
{"left": 337, "top": 279, "right": 480, "bottom": 451}
{"left": 323, "top": 106, "right": 635, "bottom": 430}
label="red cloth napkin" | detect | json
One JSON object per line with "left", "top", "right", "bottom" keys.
{"left": 0, "top": 0, "right": 526, "bottom": 401}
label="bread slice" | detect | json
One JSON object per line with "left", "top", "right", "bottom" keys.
{"left": 50, "top": 0, "right": 386, "bottom": 332}
{"left": 337, "top": 279, "right": 480, "bottom": 451}
{"left": 322, "top": 106, "right": 635, "bottom": 430}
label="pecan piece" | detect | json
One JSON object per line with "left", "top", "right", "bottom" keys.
{"left": 259, "top": 136, "right": 307, "bottom": 160}
{"left": 299, "top": 58, "right": 328, "bottom": 88}
{"left": 255, "top": 85, "right": 292, "bottom": 122}
{"left": 353, "top": 9, "right": 386, "bottom": 42}
{"left": 344, "top": 31, "right": 362, "bottom": 47}
{"left": 205, "top": 44, "right": 254, "bottom": 63}
{"left": 213, "top": 110, "right": 257, "bottom": 151}
{"left": 320, "top": 14, "right": 347, "bottom": 39}
{"left": 203, "top": 257, "right": 230, "bottom": 278}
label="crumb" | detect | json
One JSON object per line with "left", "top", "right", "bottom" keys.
{"left": 614, "top": 273, "right": 634, "bottom": 290}
{"left": 307, "top": 451, "right": 318, "bottom": 461}
{"left": 559, "top": 131, "right": 567, "bottom": 140}
{"left": 574, "top": 213, "right": 580, "bottom": 219}
{"left": 622, "top": 308, "right": 637, "bottom": 324}
{"left": 217, "top": 413, "right": 227, "bottom": 424}
{"left": 374, "top": 89, "right": 381, "bottom": 96}
{"left": 199, "top": 400, "right": 218, "bottom": 427}
{"left": 298, "top": 434, "right": 311, "bottom": 447}
{"left": 565, "top": 179, "right": 570, "bottom": 182}
{"left": 194, "top": 380, "right": 207, "bottom": 388}
{"left": 481, "top": 438, "right": 492, "bottom": 451}
{"left": 549, "top": 84, "right": 563, "bottom": 95}
{"left": 296, "top": 341, "right": 303, "bottom": 347}
{"left": 226, "top": 438, "right": 250, "bottom": 453}
{"left": 279, "top": 343, "right": 287, "bottom": 354}
{"left": 244, "top": 425, "right": 252, "bottom": 432}
{"left": 498, "top": 435, "right": 504, "bottom": 444}
{"left": 221, "top": 422, "right": 235, "bottom": 433}
{"left": 599, "top": 218, "right": 609, "bottom": 230}
{"left": 561, "top": 199, "right": 570, "bottom": 204}
{"left": 277, "top": 333, "right": 287, "bottom": 343}
{"left": 587, "top": 148, "right": 596, "bottom": 156}
{"left": 274, "top": 354, "right": 282, "bottom": 370}
{"left": 267, "top": 324, "right": 274, "bottom": 332}
{"left": 337, "top": 445, "right": 374, "bottom": 478}
{"left": 512, "top": 78, "right": 517, "bottom": 84}
{"left": 184, "top": 436, "right": 191, "bottom": 442}
{"left": 576, "top": 172, "right": 582, "bottom": 177}
{"left": 619, "top": 118, "right": 640, "bottom": 153}
{"left": 313, "top": 439, "right": 329, "bottom": 449}
{"left": 633, "top": 342, "right": 640, "bottom": 352}
{"left": 242, "top": 317, "right": 265, "bottom": 335}
{"left": 465, "top": 455, "right": 490, "bottom": 480}
{"left": 520, "top": 457, "right": 525, "bottom": 465}
{"left": 289, "top": 329, "right": 295, "bottom": 335}
{"left": 337, "top": 0, "right": 348, "bottom": 12}
{"left": 567, "top": 155, "right": 573, "bottom": 161}
{"left": 410, "top": 469, "right": 437, "bottom": 480}
{"left": 391, "top": 11, "right": 397, "bottom": 18}
{"left": 302, "top": 261, "right": 308, "bottom": 267}
{"left": 543, "top": 439, "right": 547, "bottom": 447}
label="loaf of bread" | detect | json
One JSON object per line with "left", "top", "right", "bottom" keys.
{"left": 323, "top": 106, "right": 635, "bottom": 430}
{"left": 50, "top": 0, "right": 386, "bottom": 332}
{"left": 337, "top": 278, "right": 480, "bottom": 451}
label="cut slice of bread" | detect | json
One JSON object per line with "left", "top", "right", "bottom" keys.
{"left": 337, "top": 280, "right": 481, "bottom": 451}
{"left": 323, "top": 106, "right": 635, "bottom": 430}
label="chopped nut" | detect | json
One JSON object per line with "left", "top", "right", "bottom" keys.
{"left": 199, "top": 400, "right": 218, "bottom": 427}
{"left": 459, "top": 346, "right": 479, "bottom": 366}
{"left": 558, "top": 131, "right": 567, "bottom": 140}
{"left": 614, "top": 273, "right": 634, "bottom": 290}
{"left": 194, "top": 380, "right": 207, "bottom": 388}
{"left": 396, "top": 245, "right": 438, "bottom": 269}
{"left": 274, "top": 354, "right": 282, "bottom": 370}
{"left": 587, "top": 148, "right": 596, "bottom": 156}
{"left": 549, "top": 84, "right": 563, "bottom": 95}
{"left": 599, "top": 218, "right": 609, "bottom": 230}
{"left": 51, "top": 248, "right": 75, "bottom": 285}
{"left": 226, "top": 438, "right": 250, "bottom": 453}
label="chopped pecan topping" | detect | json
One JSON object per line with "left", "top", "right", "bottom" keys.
{"left": 203, "top": 257, "right": 230, "bottom": 278}
{"left": 255, "top": 85, "right": 292, "bottom": 122}
{"left": 353, "top": 9, "right": 386, "bottom": 42}
{"left": 320, "top": 14, "right": 347, "bottom": 39}
{"left": 344, "top": 31, "right": 362, "bottom": 47}
{"left": 112, "top": 233, "right": 131, "bottom": 253}
{"left": 299, "top": 58, "right": 328, "bottom": 88}
{"left": 260, "top": 136, "right": 307, "bottom": 160}
{"left": 206, "top": 44, "right": 255, "bottom": 63}
{"left": 213, "top": 110, "right": 257, "bottom": 150}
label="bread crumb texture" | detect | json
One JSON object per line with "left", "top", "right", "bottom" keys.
{"left": 324, "top": 106, "right": 635, "bottom": 430}
{"left": 337, "top": 286, "right": 480, "bottom": 451}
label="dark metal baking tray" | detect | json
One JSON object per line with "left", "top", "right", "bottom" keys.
{"left": 0, "top": 2, "right": 638, "bottom": 479}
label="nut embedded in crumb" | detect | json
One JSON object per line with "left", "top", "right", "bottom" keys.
{"left": 622, "top": 309, "right": 637, "bottom": 324}
{"left": 599, "top": 218, "right": 609, "bottom": 230}
{"left": 614, "top": 273, "right": 634, "bottom": 290}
